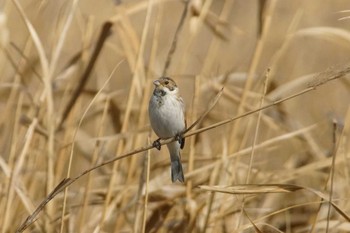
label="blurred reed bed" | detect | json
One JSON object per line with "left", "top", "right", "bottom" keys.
{"left": 0, "top": 0, "right": 350, "bottom": 232}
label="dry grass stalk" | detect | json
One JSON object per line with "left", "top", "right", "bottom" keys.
{"left": 16, "top": 64, "right": 349, "bottom": 232}
{"left": 1, "top": 1, "right": 350, "bottom": 233}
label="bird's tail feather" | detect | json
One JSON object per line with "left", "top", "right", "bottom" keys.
{"left": 171, "top": 160, "right": 184, "bottom": 183}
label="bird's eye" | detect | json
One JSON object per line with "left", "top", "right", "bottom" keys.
{"left": 164, "top": 80, "right": 169, "bottom": 85}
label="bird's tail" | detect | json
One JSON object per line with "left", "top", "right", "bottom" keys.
{"left": 171, "top": 159, "right": 184, "bottom": 183}
{"left": 167, "top": 142, "right": 185, "bottom": 183}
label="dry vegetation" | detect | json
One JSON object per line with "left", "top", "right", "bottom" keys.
{"left": 1, "top": 0, "right": 350, "bottom": 232}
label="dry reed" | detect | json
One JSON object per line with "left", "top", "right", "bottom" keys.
{"left": 0, "top": 1, "right": 350, "bottom": 233}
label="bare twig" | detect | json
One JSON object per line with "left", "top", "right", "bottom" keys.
{"left": 58, "top": 21, "right": 113, "bottom": 129}
{"left": 185, "top": 86, "right": 224, "bottom": 133}
{"left": 326, "top": 120, "right": 339, "bottom": 233}
{"left": 162, "top": 0, "right": 190, "bottom": 76}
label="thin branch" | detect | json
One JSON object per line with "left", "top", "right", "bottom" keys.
{"left": 185, "top": 86, "right": 224, "bottom": 133}
{"left": 326, "top": 120, "right": 339, "bottom": 233}
{"left": 162, "top": 0, "right": 190, "bottom": 76}
{"left": 58, "top": 21, "right": 113, "bottom": 129}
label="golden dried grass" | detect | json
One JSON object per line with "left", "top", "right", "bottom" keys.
{"left": 0, "top": 1, "right": 350, "bottom": 233}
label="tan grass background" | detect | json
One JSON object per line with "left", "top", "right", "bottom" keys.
{"left": 0, "top": 0, "right": 350, "bottom": 232}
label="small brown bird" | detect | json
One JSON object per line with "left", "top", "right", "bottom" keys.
{"left": 148, "top": 77, "right": 186, "bottom": 182}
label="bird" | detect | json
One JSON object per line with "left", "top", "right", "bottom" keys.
{"left": 148, "top": 77, "right": 186, "bottom": 183}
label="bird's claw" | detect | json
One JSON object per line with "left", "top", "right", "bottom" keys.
{"left": 152, "top": 139, "right": 161, "bottom": 150}
{"left": 175, "top": 134, "right": 185, "bottom": 149}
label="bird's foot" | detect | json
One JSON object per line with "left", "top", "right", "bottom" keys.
{"left": 175, "top": 134, "right": 185, "bottom": 149}
{"left": 152, "top": 138, "right": 161, "bottom": 150}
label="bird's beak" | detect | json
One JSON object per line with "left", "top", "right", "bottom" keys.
{"left": 153, "top": 80, "right": 160, "bottom": 86}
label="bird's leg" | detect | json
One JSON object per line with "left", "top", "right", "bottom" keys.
{"left": 152, "top": 138, "right": 161, "bottom": 150}
{"left": 175, "top": 134, "right": 185, "bottom": 149}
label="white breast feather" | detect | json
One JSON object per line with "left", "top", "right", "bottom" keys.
{"left": 149, "top": 93, "right": 185, "bottom": 138}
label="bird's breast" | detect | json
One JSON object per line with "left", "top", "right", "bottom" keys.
{"left": 149, "top": 94, "right": 185, "bottom": 138}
